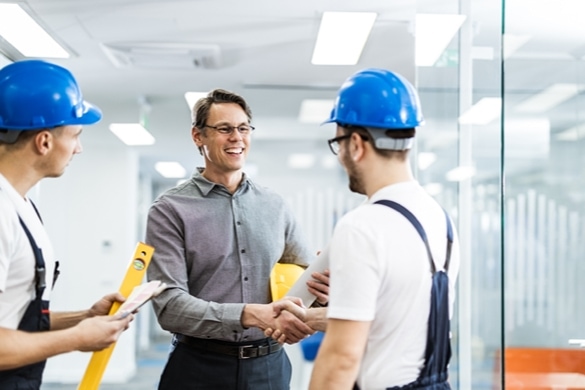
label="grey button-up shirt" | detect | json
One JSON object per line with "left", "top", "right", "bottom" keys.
{"left": 146, "top": 169, "right": 313, "bottom": 342}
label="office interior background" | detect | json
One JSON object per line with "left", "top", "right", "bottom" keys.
{"left": 2, "top": 0, "right": 585, "bottom": 388}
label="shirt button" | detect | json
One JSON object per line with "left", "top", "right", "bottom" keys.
{"left": 244, "top": 277, "right": 248, "bottom": 281}
{"left": 241, "top": 249, "right": 245, "bottom": 253}
{"left": 236, "top": 221, "right": 241, "bottom": 225}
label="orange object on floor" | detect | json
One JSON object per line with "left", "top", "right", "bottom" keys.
{"left": 494, "top": 348, "right": 585, "bottom": 389}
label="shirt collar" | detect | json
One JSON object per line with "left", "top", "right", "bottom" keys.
{"left": 191, "top": 167, "right": 251, "bottom": 196}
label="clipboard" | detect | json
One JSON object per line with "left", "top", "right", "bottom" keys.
{"left": 285, "top": 246, "right": 330, "bottom": 307}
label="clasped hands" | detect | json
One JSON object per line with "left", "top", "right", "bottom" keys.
{"left": 264, "top": 269, "right": 329, "bottom": 344}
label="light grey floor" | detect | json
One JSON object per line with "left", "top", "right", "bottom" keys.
{"left": 40, "top": 336, "right": 314, "bottom": 390}
{"left": 40, "top": 335, "right": 170, "bottom": 390}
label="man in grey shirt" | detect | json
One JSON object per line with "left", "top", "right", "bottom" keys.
{"left": 146, "top": 88, "right": 328, "bottom": 389}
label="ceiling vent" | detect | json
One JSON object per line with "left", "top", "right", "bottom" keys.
{"left": 100, "top": 42, "right": 222, "bottom": 70}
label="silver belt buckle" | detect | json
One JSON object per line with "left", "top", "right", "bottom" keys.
{"left": 238, "top": 345, "right": 255, "bottom": 359}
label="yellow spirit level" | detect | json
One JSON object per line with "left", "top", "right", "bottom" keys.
{"left": 77, "top": 242, "right": 155, "bottom": 390}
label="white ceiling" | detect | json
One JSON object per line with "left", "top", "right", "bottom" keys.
{"left": 2, "top": 0, "right": 585, "bottom": 190}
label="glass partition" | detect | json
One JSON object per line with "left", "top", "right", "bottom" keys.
{"left": 415, "top": 0, "right": 504, "bottom": 388}
{"left": 503, "top": 1, "right": 585, "bottom": 389}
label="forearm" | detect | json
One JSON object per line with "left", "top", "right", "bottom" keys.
{"left": 0, "top": 327, "right": 80, "bottom": 370}
{"left": 50, "top": 310, "right": 89, "bottom": 330}
{"left": 309, "top": 350, "right": 361, "bottom": 389}
{"left": 153, "top": 290, "right": 245, "bottom": 338}
{"left": 309, "top": 319, "right": 370, "bottom": 389}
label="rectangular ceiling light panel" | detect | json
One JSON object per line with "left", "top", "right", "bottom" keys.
{"left": 311, "top": 12, "right": 377, "bottom": 65}
{"left": 109, "top": 123, "right": 155, "bottom": 146}
{"left": 299, "top": 99, "right": 334, "bottom": 123}
{"left": 458, "top": 97, "right": 502, "bottom": 125}
{"left": 415, "top": 14, "right": 466, "bottom": 67}
{"left": 184, "top": 92, "right": 208, "bottom": 111}
{"left": 0, "top": 3, "right": 69, "bottom": 58}
{"left": 155, "top": 162, "right": 186, "bottom": 179}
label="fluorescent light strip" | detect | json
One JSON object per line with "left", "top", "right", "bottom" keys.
{"left": 415, "top": 14, "right": 466, "bottom": 67}
{"left": 458, "top": 97, "right": 502, "bottom": 125}
{"left": 184, "top": 92, "right": 208, "bottom": 111}
{"left": 311, "top": 12, "right": 377, "bottom": 65}
{"left": 109, "top": 123, "right": 155, "bottom": 146}
{"left": 515, "top": 84, "right": 580, "bottom": 113}
{"left": 446, "top": 166, "right": 476, "bottom": 182}
{"left": 0, "top": 3, "right": 69, "bottom": 58}
{"left": 299, "top": 99, "right": 334, "bottom": 124}
{"left": 155, "top": 162, "right": 186, "bottom": 179}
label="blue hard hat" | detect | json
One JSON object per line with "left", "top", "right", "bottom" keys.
{"left": 0, "top": 59, "right": 101, "bottom": 131}
{"left": 324, "top": 68, "right": 424, "bottom": 129}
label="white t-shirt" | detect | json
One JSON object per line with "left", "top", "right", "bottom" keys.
{"left": 0, "top": 173, "right": 55, "bottom": 329}
{"left": 327, "top": 181, "right": 460, "bottom": 390}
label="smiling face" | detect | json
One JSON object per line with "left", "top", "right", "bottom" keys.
{"left": 192, "top": 102, "right": 251, "bottom": 181}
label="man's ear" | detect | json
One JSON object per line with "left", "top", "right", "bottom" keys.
{"left": 34, "top": 131, "right": 52, "bottom": 155}
{"left": 192, "top": 126, "right": 203, "bottom": 147}
{"left": 351, "top": 132, "right": 366, "bottom": 161}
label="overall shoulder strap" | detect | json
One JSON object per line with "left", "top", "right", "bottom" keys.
{"left": 374, "top": 199, "right": 437, "bottom": 273}
{"left": 374, "top": 200, "right": 454, "bottom": 273}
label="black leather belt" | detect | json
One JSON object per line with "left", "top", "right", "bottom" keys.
{"left": 176, "top": 335, "right": 283, "bottom": 359}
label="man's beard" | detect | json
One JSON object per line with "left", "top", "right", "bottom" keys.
{"left": 342, "top": 152, "right": 365, "bottom": 195}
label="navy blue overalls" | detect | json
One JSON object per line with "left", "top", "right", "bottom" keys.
{"left": 0, "top": 205, "right": 57, "bottom": 389}
{"left": 355, "top": 200, "right": 454, "bottom": 390}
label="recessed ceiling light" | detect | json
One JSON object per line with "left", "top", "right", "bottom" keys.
{"left": 109, "top": 123, "right": 155, "bottom": 146}
{"left": 0, "top": 3, "right": 69, "bottom": 58}
{"left": 184, "top": 92, "right": 208, "bottom": 111}
{"left": 515, "top": 84, "right": 580, "bottom": 113}
{"left": 415, "top": 14, "right": 466, "bottom": 67}
{"left": 458, "top": 97, "right": 502, "bottom": 125}
{"left": 155, "top": 162, "right": 186, "bottom": 178}
{"left": 311, "top": 12, "right": 377, "bottom": 65}
{"left": 299, "top": 99, "right": 334, "bottom": 124}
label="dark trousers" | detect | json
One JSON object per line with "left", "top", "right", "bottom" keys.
{"left": 158, "top": 341, "right": 292, "bottom": 390}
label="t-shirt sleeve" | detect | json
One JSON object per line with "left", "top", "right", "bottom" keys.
{"left": 326, "top": 215, "right": 380, "bottom": 322}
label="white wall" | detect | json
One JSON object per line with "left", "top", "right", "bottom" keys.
{"left": 35, "top": 145, "right": 141, "bottom": 384}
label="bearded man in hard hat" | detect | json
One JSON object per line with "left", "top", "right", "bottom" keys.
{"left": 269, "top": 68, "right": 461, "bottom": 390}
{"left": 0, "top": 60, "right": 133, "bottom": 389}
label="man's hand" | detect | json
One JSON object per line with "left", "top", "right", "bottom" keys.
{"left": 265, "top": 297, "right": 311, "bottom": 344}
{"left": 307, "top": 269, "right": 329, "bottom": 306}
{"left": 73, "top": 312, "right": 134, "bottom": 352}
{"left": 87, "top": 292, "right": 126, "bottom": 317}
{"left": 242, "top": 301, "right": 313, "bottom": 345}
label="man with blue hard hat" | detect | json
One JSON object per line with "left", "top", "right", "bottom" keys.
{"left": 0, "top": 59, "right": 133, "bottom": 389}
{"left": 269, "top": 68, "right": 461, "bottom": 389}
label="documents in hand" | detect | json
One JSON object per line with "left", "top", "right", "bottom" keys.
{"left": 116, "top": 280, "right": 167, "bottom": 314}
{"left": 285, "top": 246, "right": 329, "bottom": 308}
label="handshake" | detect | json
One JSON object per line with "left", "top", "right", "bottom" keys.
{"left": 264, "top": 267, "right": 330, "bottom": 345}
{"left": 264, "top": 297, "right": 328, "bottom": 344}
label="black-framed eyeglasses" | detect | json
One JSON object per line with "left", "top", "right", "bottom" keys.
{"left": 204, "top": 124, "right": 255, "bottom": 136}
{"left": 327, "top": 133, "right": 368, "bottom": 155}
